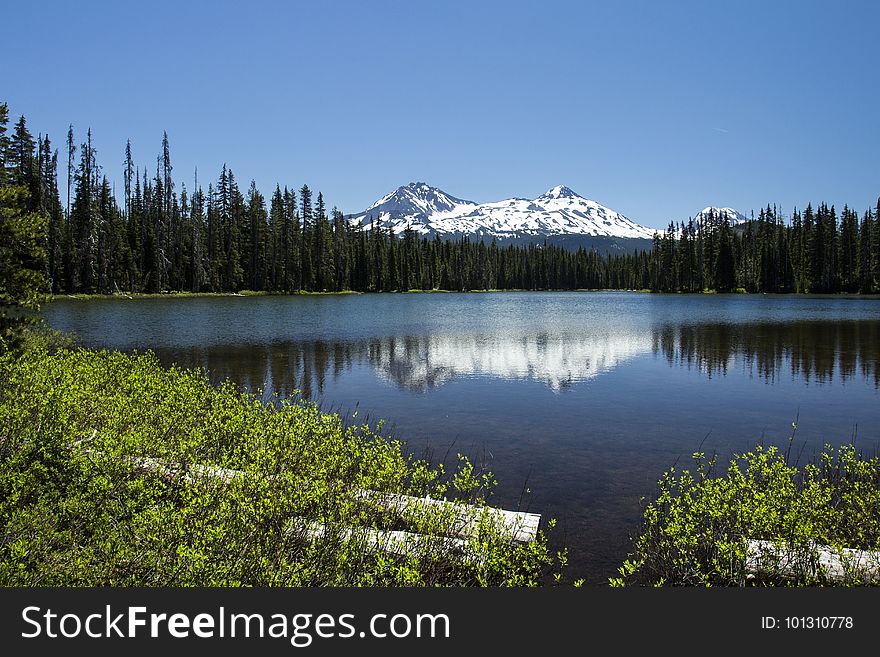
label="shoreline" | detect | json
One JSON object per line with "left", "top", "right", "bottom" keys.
{"left": 51, "top": 290, "right": 365, "bottom": 301}
{"left": 47, "top": 289, "right": 880, "bottom": 301}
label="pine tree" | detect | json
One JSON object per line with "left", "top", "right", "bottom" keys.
{"left": 0, "top": 104, "right": 49, "bottom": 349}
{"left": 66, "top": 125, "right": 75, "bottom": 220}
{"left": 206, "top": 182, "right": 221, "bottom": 291}
{"left": 124, "top": 139, "right": 133, "bottom": 220}
{"left": 713, "top": 218, "right": 736, "bottom": 292}
{"left": 309, "top": 191, "right": 333, "bottom": 291}
{"left": 299, "top": 184, "right": 313, "bottom": 290}
{"left": 188, "top": 177, "right": 207, "bottom": 292}
{"left": 216, "top": 166, "right": 244, "bottom": 290}
{"left": 386, "top": 225, "right": 398, "bottom": 291}
{"left": 39, "top": 135, "right": 64, "bottom": 293}
{"left": 857, "top": 209, "right": 873, "bottom": 293}
{"left": 268, "top": 186, "right": 284, "bottom": 290}
{"left": 245, "top": 181, "right": 267, "bottom": 291}
{"left": 803, "top": 204, "right": 817, "bottom": 292}
{"left": 128, "top": 168, "right": 143, "bottom": 290}
{"left": 0, "top": 105, "right": 7, "bottom": 186}
{"left": 839, "top": 205, "right": 858, "bottom": 292}
{"left": 332, "top": 209, "right": 349, "bottom": 291}
{"left": 283, "top": 187, "right": 300, "bottom": 291}
{"left": 69, "top": 129, "right": 100, "bottom": 292}
{"left": 10, "top": 116, "right": 38, "bottom": 198}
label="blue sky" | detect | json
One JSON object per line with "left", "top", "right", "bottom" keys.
{"left": 2, "top": 0, "right": 878, "bottom": 229}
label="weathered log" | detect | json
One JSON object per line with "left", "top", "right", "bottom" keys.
{"left": 745, "top": 539, "right": 880, "bottom": 583}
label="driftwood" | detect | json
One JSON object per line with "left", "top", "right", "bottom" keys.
{"left": 108, "top": 453, "right": 540, "bottom": 562}
{"left": 287, "top": 518, "right": 479, "bottom": 561}
{"left": 745, "top": 539, "right": 880, "bottom": 583}
{"left": 353, "top": 489, "right": 540, "bottom": 544}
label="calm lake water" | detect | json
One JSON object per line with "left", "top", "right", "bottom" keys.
{"left": 44, "top": 292, "right": 880, "bottom": 583}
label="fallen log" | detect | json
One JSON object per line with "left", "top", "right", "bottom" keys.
{"left": 745, "top": 539, "right": 880, "bottom": 583}
{"left": 112, "top": 453, "right": 540, "bottom": 548}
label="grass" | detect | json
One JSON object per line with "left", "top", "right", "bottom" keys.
{"left": 0, "top": 341, "right": 556, "bottom": 586}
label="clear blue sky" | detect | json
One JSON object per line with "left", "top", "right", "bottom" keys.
{"left": 3, "top": 0, "right": 878, "bottom": 229}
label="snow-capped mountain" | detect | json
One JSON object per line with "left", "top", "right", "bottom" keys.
{"left": 695, "top": 207, "right": 749, "bottom": 225}
{"left": 351, "top": 182, "right": 477, "bottom": 234}
{"left": 349, "top": 182, "right": 657, "bottom": 241}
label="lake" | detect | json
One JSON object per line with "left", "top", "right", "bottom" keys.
{"left": 44, "top": 292, "right": 880, "bottom": 583}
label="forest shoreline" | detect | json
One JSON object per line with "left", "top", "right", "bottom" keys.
{"left": 47, "top": 288, "right": 880, "bottom": 302}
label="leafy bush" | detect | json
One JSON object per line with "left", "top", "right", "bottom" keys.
{"left": 0, "top": 347, "right": 553, "bottom": 586}
{"left": 613, "top": 445, "right": 880, "bottom": 586}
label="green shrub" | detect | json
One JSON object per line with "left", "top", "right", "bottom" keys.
{"left": 613, "top": 445, "right": 880, "bottom": 586}
{"left": 0, "top": 347, "right": 554, "bottom": 586}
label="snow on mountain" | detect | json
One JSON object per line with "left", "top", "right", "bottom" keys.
{"left": 694, "top": 207, "right": 749, "bottom": 225}
{"left": 350, "top": 182, "right": 656, "bottom": 240}
{"left": 349, "top": 182, "right": 477, "bottom": 234}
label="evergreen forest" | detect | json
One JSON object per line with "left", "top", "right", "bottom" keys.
{"left": 3, "top": 104, "right": 879, "bottom": 298}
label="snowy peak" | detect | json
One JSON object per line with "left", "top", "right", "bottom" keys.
{"left": 373, "top": 181, "right": 476, "bottom": 216}
{"left": 695, "top": 207, "right": 749, "bottom": 225}
{"left": 537, "top": 185, "right": 580, "bottom": 201}
{"left": 351, "top": 182, "right": 656, "bottom": 241}
{"left": 355, "top": 182, "right": 476, "bottom": 233}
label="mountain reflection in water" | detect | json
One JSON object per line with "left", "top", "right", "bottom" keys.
{"left": 43, "top": 292, "right": 880, "bottom": 583}
{"left": 154, "top": 320, "right": 880, "bottom": 399}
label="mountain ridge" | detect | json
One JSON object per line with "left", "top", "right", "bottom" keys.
{"left": 349, "top": 182, "right": 657, "bottom": 240}
{"left": 348, "top": 182, "right": 749, "bottom": 249}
